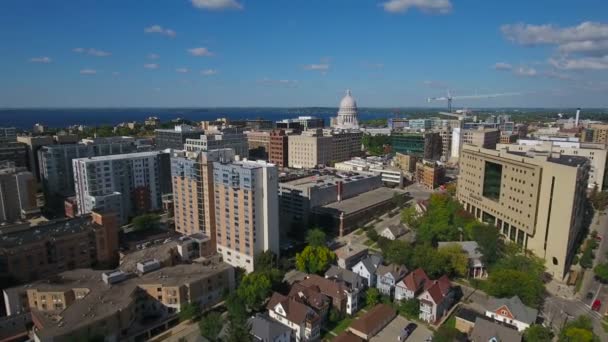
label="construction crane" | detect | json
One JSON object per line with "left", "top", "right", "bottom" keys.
{"left": 427, "top": 90, "right": 520, "bottom": 113}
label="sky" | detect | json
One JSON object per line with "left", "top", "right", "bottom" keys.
{"left": 1, "top": 0, "right": 607, "bottom": 108}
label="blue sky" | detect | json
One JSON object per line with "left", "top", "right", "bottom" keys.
{"left": 1, "top": 0, "right": 607, "bottom": 108}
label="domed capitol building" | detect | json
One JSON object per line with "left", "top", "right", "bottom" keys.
{"left": 332, "top": 89, "right": 359, "bottom": 130}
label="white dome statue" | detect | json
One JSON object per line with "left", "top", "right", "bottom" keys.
{"left": 333, "top": 89, "right": 359, "bottom": 130}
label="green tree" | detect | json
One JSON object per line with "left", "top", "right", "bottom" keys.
{"left": 199, "top": 311, "right": 223, "bottom": 342}
{"left": 178, "top": 302, "right": 201, "bottom": 322}
{"left": 400, "top": 206, "right": 418, "bottom": 228}
{"left": 306, "top": 228, "right": 326, "bottom": 247}
{"left": 237, "top": 272, "right": 272, "bottom": 311}
{"left": 366, "top": 228, "right": 379, "bottom": 242}
{"left": 224, "top": 292, "right": 251, "bottom": 341}
{"left": 392, "top": 193, "right": 406, "bottom": 208}
{"left": 471, "top": 223, "right": 504, "bottom": 265}
{"left": 398, "top": 298, "right": 420, "bottom": 319}
{"left": 382, "top": 240, "right": 412, "bottom": 266}
{"left": 225, "top": 319, "right": 252, "bottom": 342}
{"left": 523, "top": 324, "right": 553, "bottom": 342}
{"left": 365, "top": 288, "right": 380, "bottom": 307}
{"left": 131, "top": 213, "right": 160, "bottom": 231}
{"left": 433, "top": 325, "right": 466, "bottom": 342}
{"left": 559, "top": 316, "right": 598, "bottom": 342}
{"left": 485, "top": 269, "right": 545, "bottom": 307}
{"left": 437, "top": 243, "right": 469, "bottom": 278}
{"left": 295, "top": 246, "right": 336, "bottom": 274}
{"left": 254, "top": 250, "right": 276, "bottom": 272}
{"left": 589, "top": 185, "right": 608, "bottom": 219}
{"left": 594, "top": 262, "right": 608, "bottom": 283}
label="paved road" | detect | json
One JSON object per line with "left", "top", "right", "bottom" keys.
{"left": 579, "top": 210, "right": 608, "bottom": 306}
{"left": 370, "top": 315, "right": 432, "bottom": 342}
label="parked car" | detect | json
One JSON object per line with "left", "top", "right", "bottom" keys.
{"left": 586, "top": 292, "right": 594, "bottom": 300}
{"left": 399, "top": 323, "right": 417, "bottom": 340}
{"left": 592, "top": 299, "right": 602, "bottom": 311}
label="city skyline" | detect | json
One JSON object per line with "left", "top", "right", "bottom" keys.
{"left": 1, "top": 0, "right": 608, "bottom": 108}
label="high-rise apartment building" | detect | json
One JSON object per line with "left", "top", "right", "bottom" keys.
{"left": 213, "top": 159, "right": 279, "bottom": 272}
{"left": 170, "top": 149, "right": 235, "bottom": 245}
{"left": 288, "top": 129, "right": 333, "bottom": 168}
{"left": 73, "top": 151, "right": 171, "bottom": 224}
{"left": 38, "top": 137, "right": 140, "bottom": 211}
{"left": 0, "top": 162, "right": 38, "bottom": 223}
{"left": 185, "top": 128, "right": 249, "bottom": 158}
{"left": 457, "top": 145, "right": 589, "bottom": 279}
{"left": 0, "top": 127, "right": 17, "bottom": 144}
{"left": 497, "top": 140, "right": 608, "bottom": 190}
{"left": 154, "top": 125, "right": 203, "bottom": 150}
{"left": 0, "top": 142, "right": 28, "bottom": 168}
{"left": 269, "top": 130, "right": 289, "bottom": 167}
{"left": 16, "top": 135, "right": 54, "bottom": 180}
{"left": 0, "top": 212, "right": 119, "bottom": 282}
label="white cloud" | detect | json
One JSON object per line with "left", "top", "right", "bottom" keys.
{"left": 544, "top": 70, "right": 575, "bottom": 80}
{"left": 514, "top": 66, "right": 538, "bottom": 77}
{"left": 558, "top": 40, "right": 608, "bottom": 57}
{"left": 144, "top": 25, "right": 176, "bottom": 38}
{"left": 549, "top": 56, "right": 608, "bottom": 70}
{"left": 201, "top": 69, "right": 218, "bottom": 76}
{"left": 191, "top": 0, "right": 243, "bottom": 10}
{"left": 144, "top": 63, "right": 159, "bottom": 69}
{"left": 304, "top": 64, "right": 329, "bottom": 70}
{"left": 258, "top": 78, "right": 299, "bottom": 88}
{"left": 73, "top": 48, "right": 111, "bottom": 57}
{"left": 29, "top": 56, "right": 52, "bottom": 63}
{"left": 501, "top": 22, "right": 608, "bottom": 46}
{"left": 188, "top": 47, "right": 214, "bottom": 56}
{"left": 382, "top": 0, "right": 452, "bottom": 14}
{"left": 176, "top": 68, "right": 190, "bottom": 73}
{"left": 493, "top": 62, "right": 513, "bottom": 71}
{"left": 80, "top": 69, "right": 97, "bottom": 75}
{"left": 422, "top": 80, "right": 448, "bottom": 89}
{"left": 147, "top": 53, "right": 160, "bottom": 60}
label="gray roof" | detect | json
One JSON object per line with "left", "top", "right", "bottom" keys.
{"left": 487, "top": 296, "right": 538, "bottom": 324}
{"left": 325, "top": 265, "right": 365, "bottom": 290}
{"left": 471, "top": 317, "right": 522, "bottom": 342}
{"left": 438, "top": 241, "right": 484, "bottom": 267}
{"left": 249, "top": 314, "right": 291, "bottom": 342}
{"left": 376, "top": 263, "right": 408, "bottom": 280}
{"left": 358, "top": 254, "right": 384, "bottom": 273}
{"left": 383, "top": 224, "right": 406, "bottom": 238}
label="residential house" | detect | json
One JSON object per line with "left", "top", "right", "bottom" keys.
{"left": 335, "top": 243, "right": 368, "bottom": 269}
{"left": 298, "top": 274, "right": 361, "bottom": 316}
{"left": 470, "top": 317, "right": 522, "bottom": 342}
{"left": 415, "top": 200, "right": 428, "bottom": 215}
{"left": 351, "top": 254, "right": 383, "bottom": 287}
{"left": 348, "top": 304, "right": 397, "bottom": 340}
{"left": 376, "top": 264, "right": 408, "bottom": 297}
{"left": 288, "top": 283, "right": 331, "bottom": 321}
{"left": 333, "top": 331, "right": 365, "bottom": 342}
{"left": 267, "top": 292, "right": 322, "bottom": 342}
{"left": 418, "top": 275, "right": 455, "bottom": 323}
{"left": 395, "top": 268, "right": 430, "bottom": 301}
{"left": 324, "top": 265, "right": 366, "bottom": 314}
{"left": 250, "top": 313, "right": 292, "bottom": 342}
{"left": 454, "top": 307, "right": 486, "bottom": 335}
{"left": 437, "top": 241, "right": 487, "bottom": 279}
{"left": 484, "top": 296, "right": 538, "bottom": 332}
{"left": 380, "top": 224, "right": 407, "bottom": 240}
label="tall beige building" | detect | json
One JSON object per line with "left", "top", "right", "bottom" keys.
{"left": 582, "top": 124, "right": 608, "bottom": 144}
{"left": 461, "top": 127, "right": 500, "bottom": 150}
{"left": 288, "top": 129, "right": 333, "bottom": 168}
{"left": 213, "top": 159, "right": 279, "bottom": 272}
{"left": 497, "top": 140, "right": 608, "bottom": 190}
{"left": 457, "top": 145, "right": 589, "bottom": 279}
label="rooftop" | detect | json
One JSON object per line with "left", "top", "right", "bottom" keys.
{"left": 349, "top": 304, "right": 396, "bottom": 335}
{"left": 0, "top": 216, "right": 93, "bottom": 249}
{"left": 280, "top": 171, "right": 376, "bottom": 190}
{"left": 470, "top": 317, "right": 522, "bottom": 342}
{"left": 319, "top": 187, "right": 404, "bottom": 214}
{"left": 486, "top": 296, "right": 538, "bottom": 324}
{"left": 334, "top": 243, "right": 368, "bottom": 260}
{"left": 73, "top": 150, "right": 166, "bottom": 162}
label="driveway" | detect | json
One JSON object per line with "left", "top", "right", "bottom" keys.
{"left": 371, "top": 315, "right": 432, "bottom": 342}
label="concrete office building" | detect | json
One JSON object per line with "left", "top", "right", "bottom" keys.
{"left": 73, "top": 151, "right": 171, "bottom": 224}
{"left": 451, "top": 127, "right": 500, "bottom": 160}
{"left": 269, "top": 130, "right": 289, "bottom": 167}
{"left": 288, "top": 129, "right": 333, "bottom": 168}
{"left": 170, "top": 149, "right": 235, "bottom": 247}
{"left": 279, "top": 171, "right": 382, "bottom": 233}
{"left": 185, "top": 128, "right": 249, "bottom": 158}
{"left": 497, "top": 140, "right": 608, "bottom": 190}
{"left": 0, "top": 163, "right": 38, "bottom": 223}
{"left": 330, "top": 129, "right": 363, "bottom": 163}
{"left": 154, "top": 125, "right": 203, "bottom": 150}
{"left": 0, "top": 212, "right": 119, "bottom": 283}
{"left": 409, "top": 119, "right": 432, "bottom": 131}
{"left": 246, "top": 131, "right": 271, "bottom": 159}
{"left": 457, "top": 145, "right": 589, "bottom": 279}
{"left": 213, "top": 159, "right": 279, "bottom": 273}
{"left": 0, "top": 127, "right": 17, "bottom": 143}
{"left": 38, "top": 137, "right": 140, "bottom": 210}
{"left": 17, "top": 135, "right": 54, "bottom": 180}
{"left": 437, "top": 129, "right": 452, "bottom": 161}
{"left": 392, "top": 132, "right": 442, "bottom": 160}
{"left": 582, "top": 124, "right": 608, "bottom": 144}
{"left": 394, "top": 153, "right": 419, "bottom": 173}
{"left": 276, "top": 116, "right": 324, "bottom": 131}
{"left": 0, "top": 142, "right": 28, "bottom": 168}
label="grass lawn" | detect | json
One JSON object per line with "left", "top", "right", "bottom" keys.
{"left": 363, "top": 239, "right": 375, "bottom": 246}
{"left": 354, "top": 229, "right": 364, "bottom": 236}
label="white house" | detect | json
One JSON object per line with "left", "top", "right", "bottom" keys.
{"left": 380, "top": 224, "right": 406, "bottom": 240}
{"left": 376, "top": 263, "right": 408, "bottom": 298}
{"left": 484, "top": 296, "right": 538, "bottom": 332}
{"left": 395, "top": 268, "right": 430, "bottom": 301}
{"left": 267, "top": 292, "right": 321, "bottom": 341}
{"left": 351, "top": 254, "right": 383, "bottom": 287}
{"left": 418, "top": 275, "right": 454, "bottom": 323}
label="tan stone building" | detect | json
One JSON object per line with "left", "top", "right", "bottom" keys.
{"left": 329, "top": 130, "right": 363, "bottom": 164}
{"left": 246, "top": 130, "right": 271, "bottom": 159}
{"left": 462, "top": 128, "right": 500, "bottom": 150}
{"left": 394, "top": 152, "right": 419, "bottom": 173}
{"left": 582, "top": 124, "right": 608, "bottom": 144}
{"left": 288, "top": 129, "right": 333, "bottom": 168}
{"left": 457, "top": 145, "right": 589, "bottom": 279}
{"left": 416, "top": 160, "right": 445, "bottom": 189}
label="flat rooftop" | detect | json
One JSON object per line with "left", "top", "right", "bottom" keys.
{"left": 73, "top": 150, "right": 165, "bottom": 162}
{"left": 0, "top": 216, "right": 92, "bottom": 249}
{"left": 281, "top": 172, "right": 376, "bottom": 190}
{"left": 320, "top": 187, "right": 403, "bottom": 214}
{"left": 5, "top": 260, "right": 232, "bottom": 338}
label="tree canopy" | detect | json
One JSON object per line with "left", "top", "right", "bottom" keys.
{"left": 295, "top": 245, "right": 336, "bottom": 274}
{"left": 594, "top": 262, "right": 608, "bottom": 283}
{"left": 236, "top": 272, "right": 273, "bottom": 311}
{"left": 558, "top": 316, "right": 599, "bottom": 342}
{"left": 523, "top": 324, "right": 553, "bottom": 342}
{"left": 199, "top": 311, "right": 223, "bottom": 342}
{"left": 131, "top": 213, "right": 161, "bottom": 231}
{"left": 365, "top": 288, "right": 380, "bottom": 307}
{"left": 306, "top": 228, "right": 326, "bottom": 247}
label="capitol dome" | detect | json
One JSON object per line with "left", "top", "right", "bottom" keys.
{"left": 333, "top": 89, "right": 359, "bottom": 130}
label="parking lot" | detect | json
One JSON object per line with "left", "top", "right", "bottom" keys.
{"left": 371, "top": 315, "right": 432, "bottom": 342}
